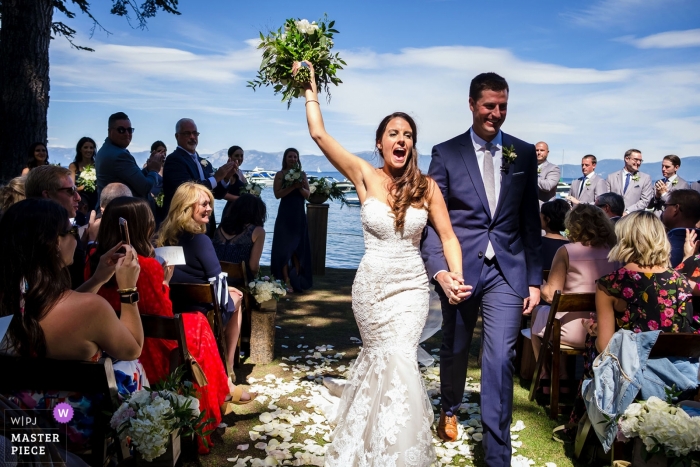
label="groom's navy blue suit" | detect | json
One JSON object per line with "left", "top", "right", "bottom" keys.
{"left": 422, "top": 129, "right": 542, "bottom": 466}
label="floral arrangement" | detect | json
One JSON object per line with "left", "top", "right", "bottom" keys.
{"left": 618, "top": 396, "right": 700, "bottom": 462}
{"left": 282, "top": 164, "right": 304, "bottom": 189}
{"left": 76, "top": 165, "right": 96, "bottom": 193}
{"left": 308, "top": 176, "right": 346, "bottom": 202}
{"left": 240, "top": 181, "right": 264, "bottom": 196}
{"left": 110, "top": 368, "right": 214, "bottom": 461}
{"left": 501, "top": 145, "right": 517, "bottom": 172}
{"left": 248, "top": 275, "right": 287, "bottom": 304}
{"left": 154, "top": 191, "right": 164, "bottom": 208}
{"left": 247, "top": 15, "right": 346, "bottom": 108}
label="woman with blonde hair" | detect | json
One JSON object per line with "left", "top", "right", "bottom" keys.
{"left": 158, "top": 182, "right": 254, "bottom": 401}
{"left": 0, "top": 176, "right": 26, "bottom": 214}
{"left": 530, "top": 204, "right": 617, "bottom": 388}
{"left": 296, "top": 62, "right": 467, "bottom": 466}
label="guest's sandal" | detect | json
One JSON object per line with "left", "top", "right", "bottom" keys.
{"left": 221, "top": 386, "right": 258, "bottom": 415}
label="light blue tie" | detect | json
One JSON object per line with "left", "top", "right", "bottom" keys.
{"left": 623, "top": 173, "right": 631, "bottom": 194}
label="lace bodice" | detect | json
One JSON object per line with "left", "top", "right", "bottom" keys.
{"left": 360, "top": 197, "right": 428, "bottom": 261}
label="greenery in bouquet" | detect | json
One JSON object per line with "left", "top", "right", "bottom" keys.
{"left": 617, "top": 396, "right": 700, "bottom": 464}
{"left": 308, "top": 176, "right": 346, "bottom": 202}
{"left": 282, "top": 164, "right": 304, "bottom": 189}
{"left": 76, "top": 165, "right": 97, "bottom": 193}
{"left": 110, "top": 367, "right": 215, "bottom": 461}
{"left": 247, "top": 15, "right": 346, "bottom": 108}
{"left": 240, "top": 181, "right": 264, "bottom": 196}
{"left": 247, "top": 274, "right": 287, "bottom": 304}
{"left": 154, "top": 191, "right": 165, "bottom": 208}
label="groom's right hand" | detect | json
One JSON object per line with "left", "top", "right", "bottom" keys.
{"left": 436, "top": 271, "right": 472, "bottom": 304}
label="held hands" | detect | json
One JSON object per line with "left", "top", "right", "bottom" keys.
{"left": 436, "top": 271, "right": 472, "bottom": 305}
{"left": 115, "top": 245, "right": 140, "bottom": 290}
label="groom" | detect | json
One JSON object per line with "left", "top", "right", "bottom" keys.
{"left": 421, "top": 72, "right": 542, "bottom": 466}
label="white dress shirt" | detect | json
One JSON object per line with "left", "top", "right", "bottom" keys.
{"left": 470, "top": 129, "right": 502, "bottom": 259}
{"left": 177, "top": 145, "right": 222, "bottom": 189}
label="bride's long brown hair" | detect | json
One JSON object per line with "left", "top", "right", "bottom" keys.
{"left": 376, "top": 112, "right": 431, "bottom": 233}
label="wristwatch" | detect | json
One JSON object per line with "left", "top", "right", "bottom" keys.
{"left": 120, "top": 291, "right": 140, "bottom": 304}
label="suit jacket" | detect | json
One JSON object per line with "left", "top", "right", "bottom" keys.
{"left": 692, "top": 181, "right": 700, "bottom": 194}
{"left": 421, "top": 130, "right": 542, "bottom": 299}
{"left": 95, "top": 138, "right": 162, "bottom": 209}
{"left": 537, "top": 160, "right": 560, "bottom": 204}
{"left": 568, "top": 173, "right": 609, "bottom": 204}
{"left": 606, "top": 169, "right": 653, "bottom": 213}
{"left": 163, "top": 147, "right": 228, "bottom": 235}
{"left": 648, "top": 176, "right": 690, "bottom": 214}
{"left": 668, "top": 228, "right": 700, "bottom": 268}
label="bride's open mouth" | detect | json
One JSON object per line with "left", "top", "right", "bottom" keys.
{"left": 392, "top": 147, "right": 407, "bottom": 164}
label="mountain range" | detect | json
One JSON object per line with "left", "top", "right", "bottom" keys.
{"left": 46, "top": 147, "right": 700, "bottom": 182}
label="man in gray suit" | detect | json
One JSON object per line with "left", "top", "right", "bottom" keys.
{"left": 536, "top": 141, "right": 560, "bottom": 204}
{"left": 606, "top": 149, "right": 653, "bottom": 214}
{"left": 649, "top": 154, "right": 690, "bottom": 214}
{"left": 566, "top": 154, "right": 608, "bottom": 205}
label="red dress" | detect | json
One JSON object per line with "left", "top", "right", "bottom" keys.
{"left": 94, "top": 255, "right": 229, "bottom": 454}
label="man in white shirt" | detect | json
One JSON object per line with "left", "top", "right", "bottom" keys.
{"left": 649, "top": 154, "right": 690, "bottom": 215}
{"left": 606, "top": 149, "right": 653, "bottom": 214}
{"left": 535, "top": 141, "right": 560, "bottom": 205}
{"left": 566, "top": 154, "right": 609, "bottom": 205}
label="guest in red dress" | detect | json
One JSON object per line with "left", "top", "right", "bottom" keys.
{"left": 86, "top": 196, "right": 254, "bottom": 454}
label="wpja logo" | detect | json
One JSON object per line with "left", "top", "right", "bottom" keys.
{"left": 5, "top": 402, "right": 73, "bottom": 459}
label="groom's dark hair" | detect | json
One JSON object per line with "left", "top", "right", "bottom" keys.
{"left": 469, "top": 73, "right": 509, "bottom": 102}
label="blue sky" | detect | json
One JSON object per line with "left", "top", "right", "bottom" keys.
{"left": 48, "top": 0, "right": 700, "bottom": 165}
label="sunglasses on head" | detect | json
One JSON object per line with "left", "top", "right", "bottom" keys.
{"left": 115, "top": 126, "right": 135, "bottom": 134}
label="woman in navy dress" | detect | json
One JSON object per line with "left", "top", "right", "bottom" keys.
{"left": 270, "top": 148, "right": 312, "bottom": 292}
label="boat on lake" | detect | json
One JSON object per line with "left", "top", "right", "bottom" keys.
{"left": 343, "top": 191, "right": 361, "bottom": 207}
{"left": 244, "top": 167, "right": 276, "bottom": 186}
{"left": 334, "top": 179, "right": 355, "bottom": 193}
{"left": 556, "top": 181, "right": 571, "bottom": 199}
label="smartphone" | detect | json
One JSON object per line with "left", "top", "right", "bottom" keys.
{"left": 119, "top": 217, "right": 131, "bottom": 247}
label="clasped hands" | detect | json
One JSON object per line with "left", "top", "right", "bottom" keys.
{"left": 436, "top": 271, "right": 472, "bottom": 305}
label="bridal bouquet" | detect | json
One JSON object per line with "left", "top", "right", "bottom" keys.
{"left": 617, "top": 396, "right": 700, "bottom": 461}
{"left": 248, "top": 275, "right": 287, "bottom": 304}
{"left": 308, "top": 176, "right": 346, "bottom": 202}
{"left": 110, "top": 368, "right": 214, "bottom": 460}
{"left": 247, "top": 15, "right": 346, "bottom": 108}
{"left": 76, "top": 165, "right": 96, "bottom": 193}
{"left": 240, "top": 181, "right": 264, "bottom": 196}
{"left": 282, "top": 164, "right": 304, "bottom": 189}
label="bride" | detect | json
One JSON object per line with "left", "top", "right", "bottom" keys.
{"left": 295, "top": 62, "right": 471, "bottom": 466}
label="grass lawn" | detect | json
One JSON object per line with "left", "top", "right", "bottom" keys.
{"left": 183, "top": 268, "right": 605, "bottom": 466}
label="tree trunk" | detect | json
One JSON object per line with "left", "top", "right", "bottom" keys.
{"left": 0, "top": 0, "right": 53, "bottom": 182}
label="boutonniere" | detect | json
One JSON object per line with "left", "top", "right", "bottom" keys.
{"left": 501, "top": 145, "right": 517, "bottom": 173}
{"left": 585, "top": 180, "right": 591, "bottom": 187}
{"left": 632, "top": 174, "right": 640, "bottom": 182}
{"left": 537, "top": 166, "right": 541, "bottom": 174}
{"left": 672, "top": 178, "right": 678, "bottom": 186}
{"left": 200, "top": 159, "right": 209, "bottom": 167}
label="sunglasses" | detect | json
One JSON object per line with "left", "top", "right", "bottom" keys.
{"left": 115, "top": 126, "right": 135, "bottom": 134}
{"left": 56, "top": 186, "right": 79, "bottom": 196}
{"left": 59, "top": 225, "right": 80, "bottom": 237}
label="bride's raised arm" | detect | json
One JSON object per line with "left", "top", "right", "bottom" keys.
{"left": 296, "top": 61, "right": 374, "bottom": 191}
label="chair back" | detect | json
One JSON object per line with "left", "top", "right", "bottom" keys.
{"left": 140, "top": 314, "right": 190, "bottom": 377}
{"left": 649, "top": 333, "right": 700, "bottom": 359}
{"left": 0, "top": 356, "right": 124, "bottom": 466}
{"left": 220, "top": 261, "right": 251, "bottom": 312}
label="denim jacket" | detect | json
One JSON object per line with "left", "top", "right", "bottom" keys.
{"left": 582, "top": 330, "right": 699, "bottom": 452}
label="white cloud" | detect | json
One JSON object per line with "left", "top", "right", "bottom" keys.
{"left": 47, "top": 37, "right": 700, "bottom": 163}
{"left": 620, "top": 28, "right": 700, "bottom": 48}
{"left": 564, "top": 0, "right": 682, "bottom": 28}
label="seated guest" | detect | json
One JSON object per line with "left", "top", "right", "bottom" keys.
{"left": 594, "top": 192, "right": 624, "bottom": 224}
{"left": 214, "top": 194, "right": 266, "bottom": 280}
{"left": 539, "top": 199, "right": 570, "bottom": 273}
{"left": 89, "top": 197, "right": 254, "bottom": 453}
{"left": 157, "top": 182, "right": 245, "bottom": 375}
{"left": 660, "top": 189, "right": 700, "bottom": 268}
{"left": 21, "top": 142, "right": 50, "bottom": 175}
{"left": 0, "top": 176, "right": 26, "bottom": 216}
{"left": 0, "top": 199, "right": 147, "bottom": 449}
{"left": 531, "top": 204, "right": 617, "bottom": 369}
{"left": 85, "top": 182, "right": 132, "bottom": 245}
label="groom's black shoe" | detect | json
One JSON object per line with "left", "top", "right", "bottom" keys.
{"left": 437, "top": 409, "right": 459, "bottom": 442}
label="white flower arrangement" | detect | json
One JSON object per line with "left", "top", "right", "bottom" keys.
{"left": 200, "top": 159, "right": 209, "bottom": 167}
{"left": 282, "top": 165, "right": 303, "bottom": 189}
{"left": 248, "top": 275, "right": 287, "bottom": 304}
{"left": 308, "top": 176, "right": 346, "bottom": 202}
{"left": 110, "top": 368, "right": 213, "bottom": 461}
{"left": 76, "top": 165, "right": 97, "bottom": 193}
{"left": 618, "top": 396, "right": 700, "bottom": 460}
{"left": 240, "top": 181, "right": 264, "bottom": 196}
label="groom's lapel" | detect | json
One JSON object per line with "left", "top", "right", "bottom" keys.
{"left": 493, "top": 133, "right": 514, "bottom": 221}
{"left": 458, "top": 130, "right": 491, "bottom": 219}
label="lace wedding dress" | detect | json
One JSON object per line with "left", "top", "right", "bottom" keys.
{"left": 325, "top": 197, "right": 436, "bottom": 467}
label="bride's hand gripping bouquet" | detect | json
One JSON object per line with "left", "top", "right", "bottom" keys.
{"left": 247, "top": 16, "right": 346, "bottom": 108}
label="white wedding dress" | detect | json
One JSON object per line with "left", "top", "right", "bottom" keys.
{"left": 325, "top": 197, "right": 436, "bottom": 467}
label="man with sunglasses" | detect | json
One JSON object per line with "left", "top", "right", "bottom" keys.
{"left": 95, "top": 112, "right": 163, "bottom": 210}
{"left": 660, "top": 189, "right": 700, "bottom": 267}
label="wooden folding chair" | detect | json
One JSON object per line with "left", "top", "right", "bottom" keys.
{"left": 140, "top": 314, "right": 193, "bottom": 380}
{"left": 0, "top": 356, "right": 126, "bottom": 467}
{"left": 169, "top": 282, "right": 232, "bottom": 378}
{"left": 515, "top": 270, "right": 550, "bottom": 377}
{"left": 528, "top": 291, "right": 595, "bottom": 419}
{"left": 219, "top": 261, "right": 251, "bottom": 368}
